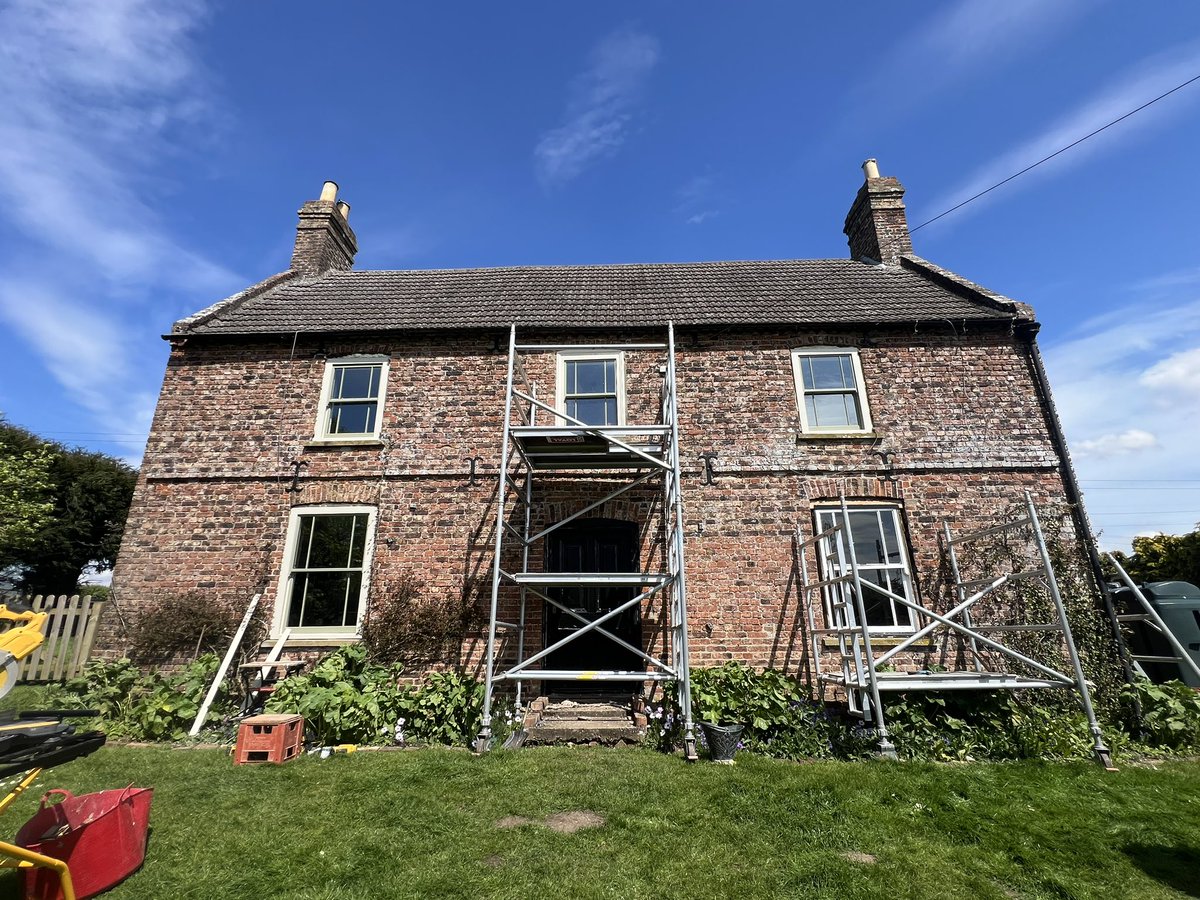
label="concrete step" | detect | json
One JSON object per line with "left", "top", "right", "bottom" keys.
{"left": 541, "top": 701, "right": 629, "bottom": 721}
{"left": 525, "top": 719, "right": 645, "bottom": 745}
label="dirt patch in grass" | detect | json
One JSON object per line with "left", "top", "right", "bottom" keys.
{"left": 545, "top": 810, "right": 605, "bottom": 833}
{"left": 495, "top": 815, "right": 533, "bottom": 829}
{"left": 484, "top": 855, "right": 505, "bottom": 868}
{"left": 495, "top": 810, "right": 605, "bottom": 833}
{"left": 841, "top": 851, "right": 877, "bottom": 865}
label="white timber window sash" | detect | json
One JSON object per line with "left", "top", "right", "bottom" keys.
{"left": 314, "top": 355, "right": 389, "bottom": 441}
{"left": 556, "top": 350, "right": 626, "bottom": 426}
{"left": 791, "top": 346, "right": 872, "bottom": 434}
{"left": 815, "top": 505, "right": 918, "bottom": 632}
{"left": 274, "top": 505, "right": 377, "bottom": 638}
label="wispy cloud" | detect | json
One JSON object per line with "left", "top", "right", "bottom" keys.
{"left": 906, "top": 0, "right": 1087, "bottom": 74}
{"left": 0, "top": 0, "right": 238, "bottom": 441}
{"left": 919, "top": 41, "right": 1200, "bottom": 229}
{"left": 1042, "top": 270, "right": 1200, "bottom": 548}
{"left": 842, "top": 0, "right": 1088, "bottom": 132}
{"left": 534, "top": 28, "right": 660, "bottom": 186}
{"left": 0, "top": 279, "right": 156, "bottom": 430}
{"left": 674, "top": 174, "right": 720, "bottom": 226}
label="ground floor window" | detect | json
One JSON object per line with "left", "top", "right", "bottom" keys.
{"left": 276, "top": 506, "right": 375, "bottom": 636}
{"left": 815, "top": 505, "right": 917, "bottom": 631}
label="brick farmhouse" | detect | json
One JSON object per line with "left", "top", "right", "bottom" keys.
{"left": 107, "top": 162, "right": 1103, "bottom": 712}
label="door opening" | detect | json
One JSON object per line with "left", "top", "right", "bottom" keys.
{"left": 543, "top": 518, "right": 643, "bottom": 696}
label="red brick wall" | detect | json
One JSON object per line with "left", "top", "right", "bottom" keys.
{"left": 106, "top": 325, "right": 1081, "bottom": 689}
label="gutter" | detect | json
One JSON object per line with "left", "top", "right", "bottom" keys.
{"left": 1018, "top": 321, "right": 1136, "bottom": 688}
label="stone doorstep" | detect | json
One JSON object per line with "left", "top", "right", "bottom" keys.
{"left": 525, "top": 720, "right": 645, "bottom": 745}
{"left": 520, "top": 696, "right": 646, "bottom": 745}
{"left": 540, "top": 702, "right": 630, "bottom": 721}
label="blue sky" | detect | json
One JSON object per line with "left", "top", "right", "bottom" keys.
{"left": 1, "top": 0, "right": 1199, "bottom": 552}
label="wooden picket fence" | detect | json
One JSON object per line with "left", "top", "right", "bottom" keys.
{"left": 14, "top": 594, "right": 106, "bottom": 683}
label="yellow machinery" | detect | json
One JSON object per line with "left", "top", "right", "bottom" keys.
{"left": 0, "top": 603, "right": 47, "bottom": 700}
{"left": 0, "top": 765, "right": 78, "bottom": 899}
{"left": 0, "top": 713, "right": 107, "bottom": 900}
{"left": 0, "top": 602, "right": 98, "bottom": 899}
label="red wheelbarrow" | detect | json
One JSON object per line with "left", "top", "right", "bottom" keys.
{"left": 0, "top": 711, "right": 150, "bottom": 900}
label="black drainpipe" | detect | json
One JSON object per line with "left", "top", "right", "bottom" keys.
{"left": 1016, "top": 320, "right": 1137, "bottom": 691}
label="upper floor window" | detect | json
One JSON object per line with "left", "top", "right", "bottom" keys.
{"left": 276, "top": 505, "right": 376, "bottom": 636}
{"left": 557, "top": 351, "right": 624, "bottom": 426}
{"left": 315, "top": 356, "right": 388, "bottom": 440}
{"left": 815, "top": 505, "right": 916, "bottom": 632}
{"left": 791, "top": 347, "right": 872, "bottom": 434}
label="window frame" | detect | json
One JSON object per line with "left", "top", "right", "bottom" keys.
{"left": 813, "top": 504, "right": 918, "bottom": 634}
{"left": 313, "top": 354, "right": 390, "bottom": 442}
{"left": 555, "top": 350, "right": 626, "bottom": 427}
{"left": 790, "top": 346, "right": 873, "bottom": 435}
{"left": 273, "top": 504, "right": 377, "bottom": 639}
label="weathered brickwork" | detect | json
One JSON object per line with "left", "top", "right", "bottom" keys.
{"left": 843, "top": 174, "right": 913, "bottom": 265}
{"left": 290, "top": 196, "right": 357, "bottom": 275}
{"left": 106, "top": 320, "right": 1081, "bottom": 696}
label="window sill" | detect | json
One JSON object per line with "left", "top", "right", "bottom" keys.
{"left": 822, "top": 635, "right": 932, "bottom": 650}
{"left": 796, "top": 431, "right": 878, "bottom": 443}
{"left": 303, "top": 439, "right": 385, "bottom": 450}
{"left": 263, "top": 636, "right": 361, "bottom": 649}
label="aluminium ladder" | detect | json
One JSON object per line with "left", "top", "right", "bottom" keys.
{"left": 1105, "top": 553, "right": 1200, "bottom": 684}
{"left": 475, "top": 324, "right": 697, "bottom": 759}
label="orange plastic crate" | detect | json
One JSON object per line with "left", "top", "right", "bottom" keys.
{"left": 234, "top": 714, "right": 303, "bottom": 765}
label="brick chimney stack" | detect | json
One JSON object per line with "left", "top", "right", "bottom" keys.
{"left": 290, "top": 180, "right": 358, "bottom": 275}
{"left": 843, "top": 159, "right": 913, "bottom": 265}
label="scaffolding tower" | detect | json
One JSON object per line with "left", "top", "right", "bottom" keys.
{"left": 799, "top": 492, "right": 1113, "bottom": 768}
{"left": 475, "top": 324, "right": 697, "bottom": 759}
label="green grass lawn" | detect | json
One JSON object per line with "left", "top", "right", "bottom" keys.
{"left": 0, "top": 745, "right": 1194, "bottom": 899}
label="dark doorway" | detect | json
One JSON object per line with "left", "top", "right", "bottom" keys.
{"left": 543, "top": 519, "right": 643, "bottom": 696}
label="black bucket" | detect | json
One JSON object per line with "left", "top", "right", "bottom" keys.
{"left": 699, "top": 722, "right": 744, "bottom": 762}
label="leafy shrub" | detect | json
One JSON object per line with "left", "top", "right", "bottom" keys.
{"left": 882, "top": 690, "right": 1093, "bottom": 761}
{"left": 400, "top": 671, "right": 486, "bottom": 746}
{"left": 360, "top": 575, "right": 483, "bottom": 667}
{"left": 648, "top": 663, "right": 865, "bottom": 760}
{"left": 689, "top": 662, "right": 805, "bottom": 728}
{"left": 648, "top": 664, "right": 1102, "bottom": 762}
{"left": 265, "top": 645, "right": 407, "bottom": 745}
{"left": 264, "top": 644, "right": 493, "bottom": 747}
{"left": 64, "top": 654, "right": 233, "bottom": 741}
{"left": 127, "top": 592, "right": 266, "bottom": 666}
{"left": 1121, "top": 678, "right": 1200, "bottom": 751}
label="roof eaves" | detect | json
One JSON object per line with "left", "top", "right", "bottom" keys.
{"left": 168, "top": 269, "right": 304, "bottom": 337}
{"left": 899, "top": 254, "right": 1036, "bottom": 321}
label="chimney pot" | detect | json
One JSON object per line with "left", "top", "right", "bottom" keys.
{"left": 843, "top": 159, "right": 913, "bottom": 265}
{"left": 319, "top": 180, "right": 339, "bottom": 203}
{"left": 336, "top": 200, "right": 351, "bottom": 221}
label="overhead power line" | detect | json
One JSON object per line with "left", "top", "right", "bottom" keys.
{"left": 911, "top": 71, "right": 1200, "bottom": 232}
{"left": 1084, "top": 480, "right": 1200, "bottom": 487}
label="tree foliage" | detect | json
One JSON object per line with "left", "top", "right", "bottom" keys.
{"left": 1108, "top": 527, "right": 1200, "bottom": 588}
{"left": 0, "top": 419, "right": 138, "bottom": 594}
{"left": 0, "top": 440, "right": 55, "bottom": 553}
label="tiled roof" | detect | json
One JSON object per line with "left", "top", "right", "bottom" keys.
{"left": 175, "top": 257, "right": 1018, "bottom": 336}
